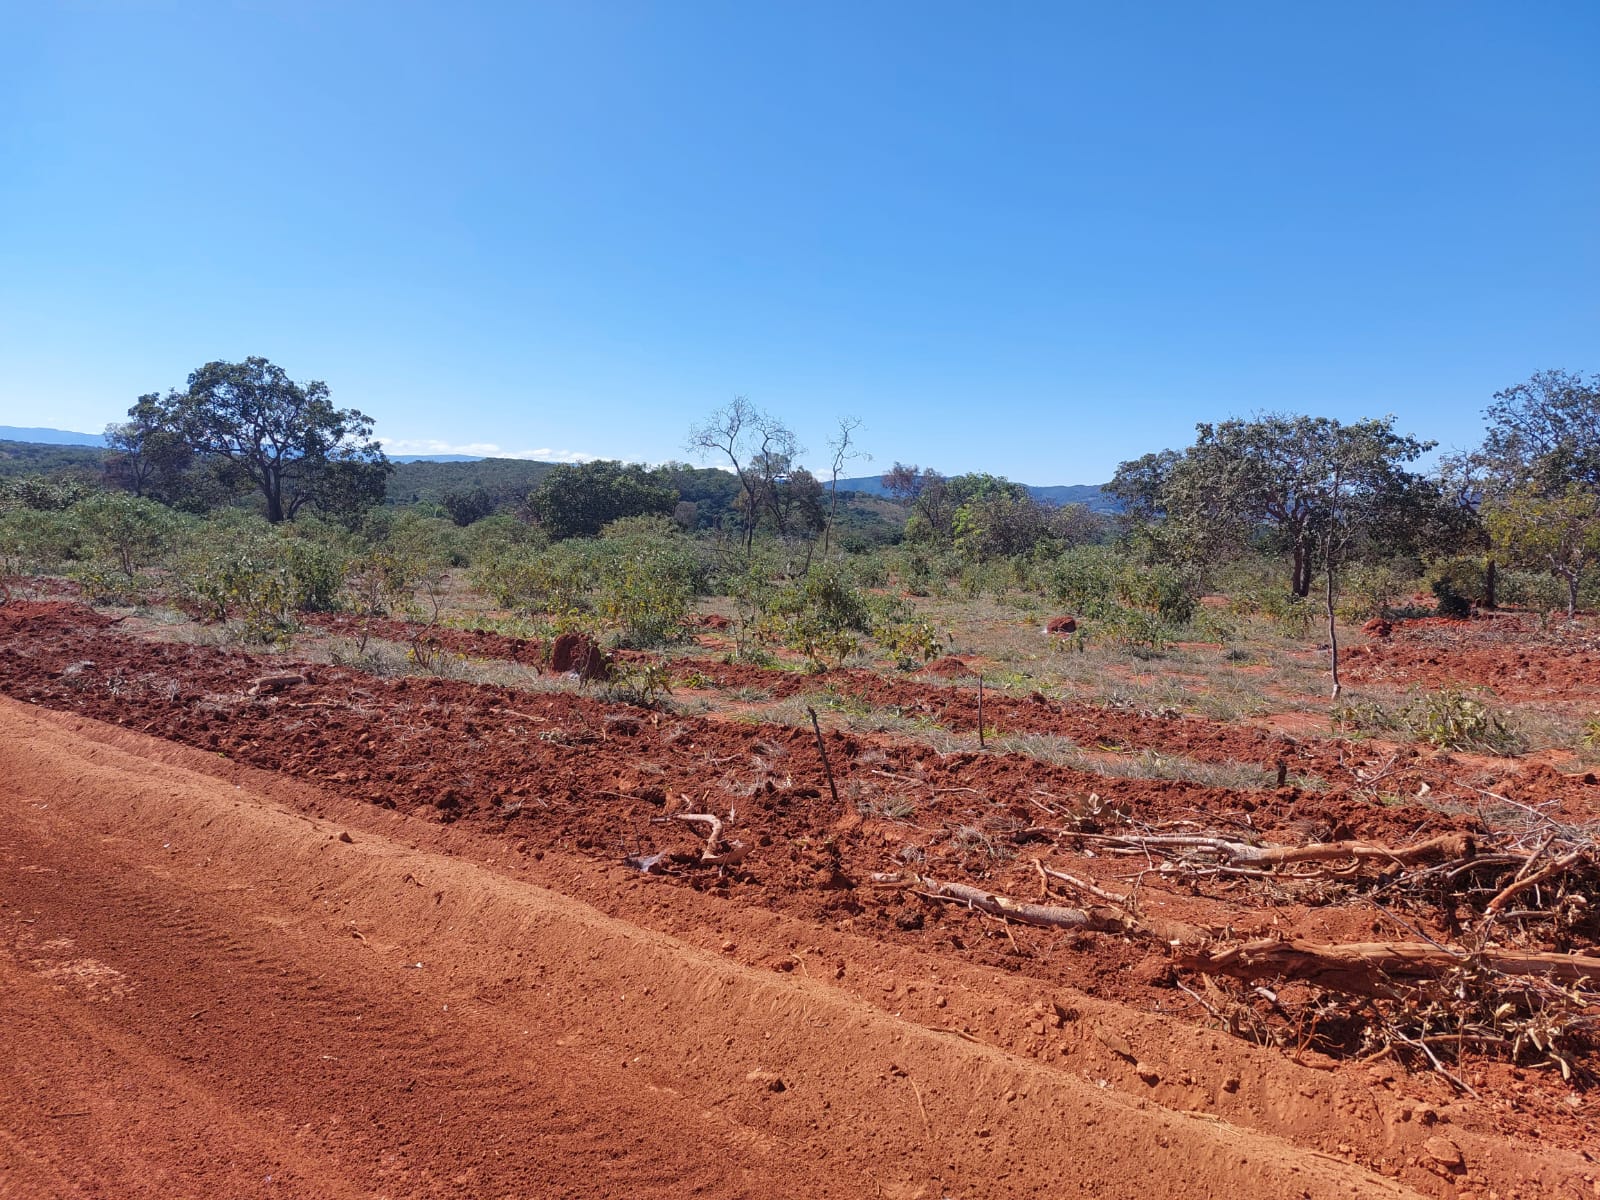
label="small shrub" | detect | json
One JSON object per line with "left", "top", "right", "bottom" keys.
{"left": 1335, "top": 687, "right": 1524, "bottom": 755}
{"left": 1430, "top": 577, "right": 1472, "bottom": 619}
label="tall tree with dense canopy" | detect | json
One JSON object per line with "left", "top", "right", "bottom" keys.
{"left": 526, "top": 460, "right": 677, "bottom": 539}
{"left": 1122, "top": 414, "right": 1437, "bottom": 599}
{"left": 137, "top": 358, "right": 388, "bottom": 523}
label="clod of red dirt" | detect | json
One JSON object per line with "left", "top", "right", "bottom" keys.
{"left": 549, "top": 632, "right": 611, "bottom": 680}
{"left": 1362, "top": 617, "right": 1393, "bottom": 639}
{"left": 920, "top": 655, "right": 975, "bottom": 678}
{"left": 696, "top": 613, "right": 732, "bottom": 631}
{"left": 1047, "top": 615, "right": 1078, "bottom": 634}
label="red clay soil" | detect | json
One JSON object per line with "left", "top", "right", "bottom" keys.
{"left": 2, "top": 602, "right": 1598, "bottom": 1197}
{"left": 2, "top": 698, "right": 1590, "bottom": 1199}
{"left": 1343, "top": 612, "right": 1600, "bottom": 702}
{"left": 302, "top": 610, "right": 550, "bottom": 666}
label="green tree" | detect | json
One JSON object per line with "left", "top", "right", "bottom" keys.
{"left": 1105, "top": 450, "right": 1182, "bottom": 521}
{"left": 104, "top": 394, "right": 195, "bottom": 500}
{"left": 951, "top": 490, "right": 1050, "bottom": 559}
{"left": 527, "top": 460, "right": 677, "bottom": 540}
{"left": 141, "top": 358, "right": 389, "bottom": 523}
{"left": 1484, "top": 485, "right": 1600, "bottom": 617}
{"left": 440, "top": 485, "right": 495, "bottom": 527}
{"left": 1473, "top": 370, "right": 1600, "bottom": 611}
{"left": 1130, "top": 414, "right": 1434, "bottom": 599}
{"left": 1480, "top": 369, "right": 1600, "bottom": 493}
{"left": 883, "top": 464, "right": 955, "bottom": 542}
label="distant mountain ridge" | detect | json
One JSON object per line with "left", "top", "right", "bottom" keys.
{"left": 0, "top": 429, "right": 1111, "bottom": 507}
{"left": 0, "top": 426, "right": 107, "bottom": 446}
{"left": 834, "top": 474, "right": 1112, "bottom": 511}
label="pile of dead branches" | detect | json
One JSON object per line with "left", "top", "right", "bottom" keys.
{"left": 879, "top": 803, "right": 1599, "bottom": 1086}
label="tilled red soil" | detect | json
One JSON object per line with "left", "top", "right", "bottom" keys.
{"left": 307, "top": 607, "right": 1599, "bottom": 813}
{"left": 3, "top": 601, "right": 1598, "bottom": 1197}
{"left": 1344, "top": 612, "right": 1600, "bottom": 702}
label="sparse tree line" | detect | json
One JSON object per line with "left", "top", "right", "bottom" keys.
{"left": 2, "top": 360, "right": 1598, "bottom": 666}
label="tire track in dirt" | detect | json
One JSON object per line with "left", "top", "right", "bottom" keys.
{"left": 0, "top": 695, "right": 1454, "bottom": 1200}
{"left": 1, "top": 813, "right": 750, "bottom": 1198}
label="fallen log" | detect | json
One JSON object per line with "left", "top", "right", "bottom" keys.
{"left": 1090, "top": 831, "right": 1475, "bottom": 870}
{"left": 873, "top": 872, "right": 1136, "bottom": 933}
{"left": 1181, "top": 938, "right": 1600, "bottom": 1000}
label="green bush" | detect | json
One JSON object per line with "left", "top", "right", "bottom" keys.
{"left": 1045, "top": 545, "right": 1198, "bottom": 624}
{"left": 71, "top": 493, "right": 176, "bottom": 578}
{"left": 170, "top": 519, "right": 348, "bottom": 642}
{"left": 759, "top": 565, "right": 874, "bottom": 669}
{"left": 0, "top": 508, "right": 86, "bottom": 574}
{"left": 1335, "top": 687, "right": 1524, "bottom": 755}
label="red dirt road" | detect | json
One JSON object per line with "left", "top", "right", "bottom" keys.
{"left": 0, "top": 697, "right": 1491, "bottom": 1200}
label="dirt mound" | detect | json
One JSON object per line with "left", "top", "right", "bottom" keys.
{"left": 1363, "top": 617, "right": 1393, "bottom": 639}
{"left": 549, "top": 631, "right": 611, "bottom": 679}
{"left": 919, "top": 654, "right": 976, "bottom": 678}
{"left": 1046, "top": 615, "right": 1078, "bottom": 634}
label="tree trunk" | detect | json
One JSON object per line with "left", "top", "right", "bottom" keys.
{"left": 1326, "top": 558, "right": 1341, "bottom": 699}
{"left": 264, "top": 477, "right": 285, "bottom": 524}
{"left": 1567, "top": 572, "right": 1579, "bottom": 618}
{"left": 1291, "top": 542, "right": 1312, "bottom": 598}
{"left": 1483, "top": 558, "right": 1497, "bottom": 610}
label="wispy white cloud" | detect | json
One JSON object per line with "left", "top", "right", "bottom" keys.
{"left": 382, "top": 438, "right": 595, "bottom": 463}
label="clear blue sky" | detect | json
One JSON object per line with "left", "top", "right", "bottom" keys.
{"left": 3, "top": 2, "right": 1596, "bottom": 483}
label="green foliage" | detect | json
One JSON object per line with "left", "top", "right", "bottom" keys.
{"left": 0, "top": 473, "right": 97, "bottom": 513}
{"left": 470, "top": 540, "right": 594, "bottom": 613}
{"left": 1337, "top": 560, "right": 1419, "bottom": 621}
{"left": 594, "top": 548, "right": 696, "bottom": 648}
{"left": 1089, "top": 604, "right": 1174, "bottom": 654}
{"left": 171, "top": 518, "right": 348, "bottom": 642}
{"left": 760, "top": 565, "right": 874, "bottom": 669}
{"left": 1430, "top": 577, "right": 1472, "bottom": 618}
{"left": 1494, "top": 568, "right": 1568, "bottom": 614}
{"left": 440, "top": 486, "right": 495, "bottom": 527}
{"left": 1334, "top": 687, "right": 1524, "bottom": 755}
{"left": 866, "top": 591, "right": 950, "bottom": 668}
{"left": 951, "top": 491, "right": 1049, "bottom": 560}
{"left": 1484, "top": 484, "right": 1600, "bottom": 616}
{"left": 1577, "top": 715, "right": 1600, "bottom": 753}
{"left": 465, "top": 518, "right": 708, "bottom": 648}
{"left": 527, "top": 460, "right": 677, "bottom": 540}
{"left": 1424, "top": 556, "right": 1490, "bottom": 609}
{"left": 0, "top": 507, "right": 87, "bottom": 574}
{"left": 1044, "top": 545, "right": 1197, "bottom": 624}
{"left": 0, "top": 440, "right": 109, "bottom": 482}
{"left": 132, "top": 357, "right": 389, "bottom": 523}
{"left": 1117, "top": 413, "right": 1441, "bottom": 598}
{"left": 603, "top": 661, "right": 674, "bottom": 708}
{"left": 71, "top": 493, "right": 175, "bottom": 578}
{"left": 385, "top": 457, "right": 555, "bottom": 510}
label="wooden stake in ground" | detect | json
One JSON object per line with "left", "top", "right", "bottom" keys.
{"left": 976, "top": 675, "right": 985, "bottom": 749}
{"left": 805, "top": 705, "right": 842, "bottom": 812}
